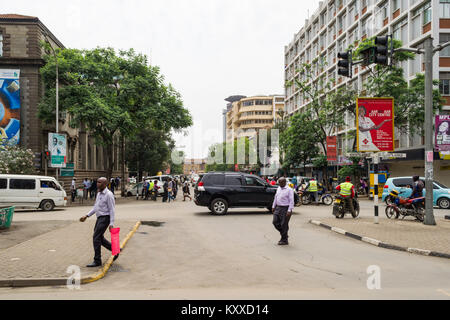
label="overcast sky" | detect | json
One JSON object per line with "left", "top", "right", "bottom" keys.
{"left": 5, "top": 0, "right": 321, "bottom": 158}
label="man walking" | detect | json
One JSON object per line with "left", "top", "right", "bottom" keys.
{"left": 79, "top": 177, "right": 119, "bottom": 267}
{"left": 71, "top": 178, "right": 77, "bottom": 202}
{"left": 272, "top": 177, "right": 294, "bottom": 246}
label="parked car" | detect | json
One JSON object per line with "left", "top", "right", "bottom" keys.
{"left": 381, "top": 176, "right": 450, "bottom": 209}
{"left": 0, "top": 174, "right": 67, "bottom": 211}
{"left": 125, "top": 182, "right": 144, "bottom": 197}
{"left": 194, "top": 172, "right": 281, "bottom": 215}
{"left": 146, "top": 175, "right": 173, "bottom": 194}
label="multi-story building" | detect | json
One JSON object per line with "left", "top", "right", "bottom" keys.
{"left": 225, "top": 95, "right": 285, "bottom": 143}
{"left": 284, "top": 0, "right": 450, "bottom": 185}
{"left": 0, "top": 14, "right": 126, "bottom": 190}
{"left": 183, "top": 159, "right": 207, "bottom": 175}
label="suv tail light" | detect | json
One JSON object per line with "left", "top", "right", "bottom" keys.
{"left": 384, "top": 185, "right": 389, "bottom": 189}
{"left": 198, "top": 181, "right": 205, "bottom": 192}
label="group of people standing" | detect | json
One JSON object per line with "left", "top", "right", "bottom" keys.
{"left": 161, "top": 178, "right": 192, "bottom": 202}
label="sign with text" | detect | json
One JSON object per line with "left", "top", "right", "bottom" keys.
{"left": 356, "top": 98, "right": 394, "bottom": 152}
{"left": 326, "top": 136, "right": 337, "bottom": 162}
{"left": 48, "top": 133, "right": 67, "bottom": 168}
{"left": 435, "top": 115, "right": 450, "bottom": 152}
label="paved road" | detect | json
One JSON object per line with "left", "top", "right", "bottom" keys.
{"left": 1, "top": 198, "right": 449, "bottom": 299}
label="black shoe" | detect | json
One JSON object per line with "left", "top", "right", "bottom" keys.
{"left": 278, "top": 240, "right": 289, "bottom": 246}
{"left": 113, "top": 253, "right": 120, "bottom": 261}
{"left": 86, "top": 261, "right": 101, "bottom": 267}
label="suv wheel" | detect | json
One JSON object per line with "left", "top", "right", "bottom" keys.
{"left": 211, "top": 198, "right": 228, "bottom": 215}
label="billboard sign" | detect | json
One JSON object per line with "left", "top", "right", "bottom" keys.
{"left": 356, "top": 98, "right": 394, "bottom": 152}
{"left": 326, "top": 136, "right": 337, "bottom": 162}
{"left": 0, "top": 69, "right": 21, "bottom": 145}
{"left": 48, "top": 133, "right": 67, "bottom": 168}
{"left": 435, "top": 115, "right": 450, "bottom": 152}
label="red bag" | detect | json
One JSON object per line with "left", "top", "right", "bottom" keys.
{"left": 110, "top": 227, "right": 121, "bottom": 256}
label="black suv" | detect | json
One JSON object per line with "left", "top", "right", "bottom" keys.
{"left": 194, "top": 172, "right": 279, "bottom": 215}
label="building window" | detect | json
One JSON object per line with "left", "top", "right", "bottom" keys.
{"left": 440, "top": 79, "right": 450, "bottom": 95}
{"left": 423, "top": 2, "right": 432, "bottom": 24}
{"left": 0, "top": 33, "right": 3, "bottom": 57}
{"left": 440, "top": 34, "right": 450, "bottom": 56}
{"left": 441, "top": 0, "right": 450, "bottom": 18}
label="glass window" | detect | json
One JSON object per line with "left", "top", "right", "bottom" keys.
{"left": 40, "top": 180, "right": 59, "bottom": 189}
{"left": 244, "top": 177, "right": 258, "bottom": 186}
{"left": 202, "top": 174, "right": 225, "bottom": 186}
{"left": 434, "top": 181, "right": 448, "bottom": 188}
{"left": 423, "top": 2, "right": 432, "bottom": 24}
{"left": 0, "top": 179, "right": 6, "bottom": 189}
{"left": 0, "top": 33, "right": 3, "bottom": 57}
{"left": 392, "top": 178, "right": 413, "bottom": 187}
{"left": 441, "top": 0, "right": 450, "bottom": 18}
{"left": 225, "top": 176, "right": 242, "bottom": 186}
{"left": 440, "top": 79, "right": 450, "bottom": 95}
{"left": 10, "top": 179, "right": 36, "bottom": 190}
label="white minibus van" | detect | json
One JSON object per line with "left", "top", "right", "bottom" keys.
{"left": 0, "top": 174, "right": 67, "bottom": 211}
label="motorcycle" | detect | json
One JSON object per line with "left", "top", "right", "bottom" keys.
{"left": 299, "top": 189, "right": 333, "bottom": 206}
{"left": 332, "top": 195, "right": 360, "bottom": 219}
{"left": 385, "top": 190, "right": 425, "bottom": 222}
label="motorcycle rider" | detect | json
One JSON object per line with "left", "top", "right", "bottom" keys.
{"left": 336, "top": 176, "right": 356, "bottom": 215}
{"left": 411, "top": 175, "right": 424, "bottom": 199}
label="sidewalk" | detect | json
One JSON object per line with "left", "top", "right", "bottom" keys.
{"left": 310, "top": 217, "right": 450, "bottom": 258}
{"left": 0, "top": 220, "right": 139, "bottom": 286}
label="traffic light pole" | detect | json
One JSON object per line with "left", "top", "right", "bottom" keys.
{"left": 424, "top": 38, "right": 436, "bottom": 226}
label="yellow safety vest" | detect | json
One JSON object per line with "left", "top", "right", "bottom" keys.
{"left": 308, "top": 181, "right": 318, "bottom": 192}
{"left": 339, "top": 182, "right": 353, "bottom": 196}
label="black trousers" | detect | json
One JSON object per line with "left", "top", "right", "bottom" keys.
{"left": 93, "top": 215, "right": 112, "bottom": 264}
{"left": 273, "top": 206, "right": 291, "bottom": 242}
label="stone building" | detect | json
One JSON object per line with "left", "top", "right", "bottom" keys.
{"left": 0, "top": 14, "right": 126, "bottom": 191}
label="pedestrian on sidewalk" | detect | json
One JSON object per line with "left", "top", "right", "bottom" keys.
{"left": 272, "top": 177, "right": 294, "bottom": 246}
{"left": 168, "top": 178, "right": 175, "bottom": 202}
{"left": 83, "top": 178, "right": 90, "bottom": 200}
{"left": 80, "top": 177, "right": 119, "bottom": 267}
{"left": 183, "top": 182, "right": 192, "bottom": 201}
{"left": 71, "top": 178, "right": 77, "bottom": 202}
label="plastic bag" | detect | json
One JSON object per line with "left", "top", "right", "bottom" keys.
{"left": 110, "top": 227, "right": 121, "bottom": 256}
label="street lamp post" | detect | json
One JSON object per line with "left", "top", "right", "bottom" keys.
{"left": 43, "top": 34, "right": 59, "bottom": 181}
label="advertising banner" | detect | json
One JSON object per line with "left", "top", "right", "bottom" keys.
{"left": 435, "top": 115, "right": 450, "bottom": 152}
{"left": 0, "top": 69, "right": 20, "bottom": 145}
{"left": 356, "top": 98, "right": 394, "bottom": 152}
{"left": 326, "top": 136, "right": 337, "bottom": 162}
{"left": 48, "top": 133, "right": 67, "bottom": 168}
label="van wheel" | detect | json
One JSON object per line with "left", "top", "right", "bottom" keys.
{"left": 211, "top": 198, "right": 228, "bottom": 215}
{"left": 41, "top": 200, "right": 55, "bottom": 211}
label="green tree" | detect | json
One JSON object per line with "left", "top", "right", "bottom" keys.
{"left": 0, "top": 139, "right": 36, "bottom": 174}
{"left": 38, "top": 47, "right": 192, "bottom": 178}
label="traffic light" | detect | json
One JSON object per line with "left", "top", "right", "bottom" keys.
{"left": 374, "top": 36, "right": 389, "bottom": 65}
{"left": 337, "top": 50, "right": 352, "bottom": 78}
{"left": 33, "top": 153, "right": 42, "bottom": 170}
{"left": 361, "top": 35, "right": 392, "bottom": 66}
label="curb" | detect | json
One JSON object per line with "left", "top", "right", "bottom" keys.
{"left": 81, "top": 221, "right": 141, "bottom": 284}
{"left": 0, "top": 221, "right": 142, "bottom": 288}
{"left": 309, "top": 220, "right": 450, "bottom": 260}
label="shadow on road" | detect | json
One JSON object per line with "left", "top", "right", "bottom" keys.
{"left": 193, "top": 210, "right": 301, "bottom": 217}
{"left": 14, "top": 209, "right": 66, "bottom": 213}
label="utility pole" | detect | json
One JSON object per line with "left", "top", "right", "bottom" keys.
{"left": 424, "top": 38, "right": 436, "bottom": 226}
{"left": 373, "top": 154, "right": 379, "bottom": 224}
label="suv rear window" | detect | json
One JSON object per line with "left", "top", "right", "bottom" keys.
{"left": 392, "top": 178, "right": 413, "bottom": 187}
{"left": 225, "top": 175, "right": 242, "bottom": 186}
{"left": 202, "top": 174, "right": 225, "bottom": 186}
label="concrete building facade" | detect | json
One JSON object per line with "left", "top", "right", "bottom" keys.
{"left": 225, "top": 95, "right": 285, "bottom": 143}
{"left": 284, "top": 0, "right": 450, "bottom": 185}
